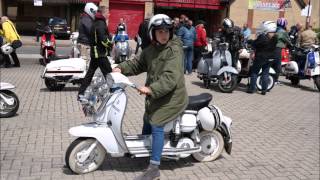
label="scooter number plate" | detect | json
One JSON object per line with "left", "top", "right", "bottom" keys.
{"left": 305, "top": 69, "right": 312, "bottom": 76}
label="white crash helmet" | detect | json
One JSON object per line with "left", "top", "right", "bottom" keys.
{"left": 1, "top": 44, "right": 13, "bottom": 55}
{"left": 148, "top": 14, "right": 173, "bottom": 41}
{"left": 261, "top": 21, "right": 277, "bottom": 34}
{"left": 222, "top": 18, "right": 234, "bottom": 29}
{"left": 84, "top": 2, "right": 98, "bottom": 19}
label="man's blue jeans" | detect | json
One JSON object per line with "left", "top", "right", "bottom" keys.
{"left": 184, "top": 46, "right": 194, "bottom": 74}
{"left": 142, "top": 120, "right": 164, "bottom": 166}
{"left": 249, "top": 60, "right": 271, "bottom": 92}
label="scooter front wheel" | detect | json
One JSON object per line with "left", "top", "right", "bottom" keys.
{"left": 313, "top": 75, "right": 320, "bottom": 91}
{"left": 192, "top": 130, "right": 224, "bottom": 162}
{"left": 65, "top": 138, "right": 106, "bottom": 174}
{"left": 0, "top": 90, "right": 19, "bottom": 118}
{"left": 218, "top": 74, "right": 237, "bottom": 93}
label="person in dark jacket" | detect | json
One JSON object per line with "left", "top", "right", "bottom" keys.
{"left": 137, "top": 17, "right": 151, "bottom": 50}
{"left": 77, "top": 3, "right": 98, "bottom": 66}
{"left": 78, "top": 6, "right": 112, "bottom": 98}
{"left": 219, "top": 18, "right": 243, "bottom": 68}
{"left": 247, "top": 21, "right": 278, "bottom": 95}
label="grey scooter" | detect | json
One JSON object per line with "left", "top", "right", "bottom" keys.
{"left": 197, "top": 40, "right": 239, "bottom": 93}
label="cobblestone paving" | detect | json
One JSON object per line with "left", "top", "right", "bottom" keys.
{"left": 1, "top": 58, "right": 319, "bottom": 180}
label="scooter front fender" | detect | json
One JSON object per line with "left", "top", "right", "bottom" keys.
{"left": 217, "top": 66, "right": 238, "bottom": 76}
{"left": 69, "top": 123, "right": 126, "bottom": 155}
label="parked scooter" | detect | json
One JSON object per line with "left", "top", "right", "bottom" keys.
{"left": 113, "top": 31, "right": 131, "bottom": 64}
{"left": 65, "top": 72, "right": 232, "bottom": 174}
{"left": 39, "top": 26, "right": 56, "bottom": 65}
{"left": 0, "top": 82, "right": 19, "bottom": 118}
{"left": 284, "top": 45, "right": 320, "bottom": 91}
{"left": 41, "top": 57, "right": 87, "bottom": 91}
{"left": 197, "top": 40, "right": 239, "bottom": 93}
{"left": 237, "top": 48, "right": 276, "bottom": 91}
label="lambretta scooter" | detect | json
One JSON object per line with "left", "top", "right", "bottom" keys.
{"left": 0, "top": 82, "right": 20, "bottom": 118}
{"left": 113, "top": 31, "right": 131, "bottom": 64}
{"left": 197, "top": 41, "right": 238, "bottom": 93}
{"left": 237, "top": 48, "right": 276, "bottom": 91}
{"left": 284, "top": 45, "right": 320, "bottom": 91}
{"left": 65, "top": 72, "right": 232, "bottom": 174}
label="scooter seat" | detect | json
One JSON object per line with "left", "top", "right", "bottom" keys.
{"left": 186, "top": 93, "right": 212, "bottom": 111}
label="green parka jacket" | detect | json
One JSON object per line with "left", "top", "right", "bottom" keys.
{"left": 118, "top": 36, "right": 188, "bottom": 126}
{"left": 276, "top": 27, "right": 292, "bottom": 48}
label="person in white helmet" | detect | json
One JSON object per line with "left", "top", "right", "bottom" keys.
{"left": 247, "top": 21, "right": 278, "bottom": 95}
{"left": 113, "top": 14, "right": 188, "bottom": 180}
{"left": 77, "top": 2, "right": 98, "bottom": 66}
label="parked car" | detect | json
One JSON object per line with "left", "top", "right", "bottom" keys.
{"left": 36, "top": 17, "right": 71, "bottom": 40}
{"left": 48, "top": 17, "right": 71, "bottom": 39}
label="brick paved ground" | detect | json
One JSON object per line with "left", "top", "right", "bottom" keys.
{"left": 1, "top": 58, "right": 319, "bottom": 180}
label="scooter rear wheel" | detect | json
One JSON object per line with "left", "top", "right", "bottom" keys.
{"left": 65, "top": 138, "right": 106, "bottom": 174}
{"left": 44, "top": 78, "right": 65, "bottom": 91}
{"left": 256, "top": 74, "right": 275, "bottom": 91}
{"left": 192, "top": 130, "right": 224, "bottom": 162}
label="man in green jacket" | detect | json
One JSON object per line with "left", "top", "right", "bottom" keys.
{"left": 274, "top": 18, "right": 292, "bottom": 85}
{"left": 113, "top": 14, "right": 188, "bottom": 180}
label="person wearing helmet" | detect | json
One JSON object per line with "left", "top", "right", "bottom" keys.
{"left": 78, "top": 6, "right": 112, "bottom": 98}
{"left": 219, "top": 18, "right": 243, "bottom": 68}
{"left": 273, "top": 18, "right": 292, "bottom": 85}
{"left": 247, "top": 21, "right": 278, "bottom": 95}
{"left": 0, "top": 16, "right": 22, "bottom": 68}
{"left": 77, "top": 2, "right": 98, "bottom": 66}
{"left": 113, "top": 14, "right": 188, "bottom": 180}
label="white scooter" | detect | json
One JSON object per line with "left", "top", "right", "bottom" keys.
{"left": 237, "top": 48, "right": 277, "bottom": 91}
{"left": 284, "top": 45, "right": 320, "bottom": 91}
{"left": 197, "top": 41, "right": 239, "bottom": 93}
{"left": 0, "top": 82, "right": 20, "bottom": 118}
{"left": 65, "top": 72, "right": 232, "bottom": 174}
{"left": 41, "top": 32, "right": 114, "bottom": 91}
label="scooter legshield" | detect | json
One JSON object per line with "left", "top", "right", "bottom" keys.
{"left": 69, "top": 123, "right": 126, "bottom": 155}
{"left": 197, "top": 58, "right": 209, "bottom": 74}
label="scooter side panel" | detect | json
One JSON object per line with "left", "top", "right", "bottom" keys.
{"left": 69, "top": 124, "right": 126, "bottom": 154}
{"left": 217, "top": 66, "right": 238, "bottom": 76}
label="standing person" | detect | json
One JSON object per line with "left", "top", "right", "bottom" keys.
{"left": 137, "top": 15, "right": 152, "bottom": 50}
{"left": 173, "top": 17, "right": 180, "bottom": 35}
{"left": 78, "top": 6, "right": 113, "bottom": 99}
{"left": 113, "top": 14, "right": 188, "bottom": 180}
{"left": 247, "top": 21, "right": 278, "bottom": 95}
{"left": 274, "top": 18, "right": 292, "bottom": 85}
{"left": 219, "top": 18, "right": 243, "bottom": 68}
{"left": 297, "top": 25, "right": 319, "bottom": 49}
{"left": 0, "top": 16, "right": 22, "bottom": 68}
{"left": 116, "top": 17, "right": 127, "bottom": 34}
{"left": 288, "top": 22, "right": 303, "bottom": 45}
{"left": 241, "top": 23, "right": 251, "bottom": 48}
{"left": 177, "top": 19, "right": 197, "bottom": 74}
{"left": 77, "top": 2, "right": 98, "bottom": 67}
{"left": 193, "top": 20, "right": 207, "bottom": 70}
